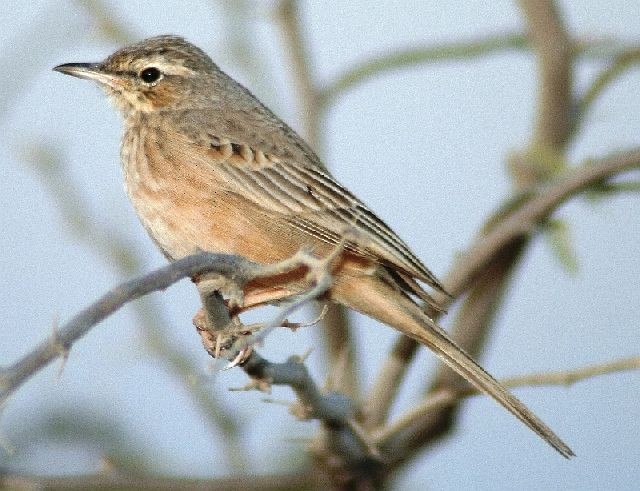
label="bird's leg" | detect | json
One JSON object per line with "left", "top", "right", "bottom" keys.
{"left": 196, "top": 273, "right": 245, "bottom": 313}
{"left": 192, "top": 307, "right": 253, "bottom": 368}
{"left": 193, "top": 275, "right": 254, "bottom": 368}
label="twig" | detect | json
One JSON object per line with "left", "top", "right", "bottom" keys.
{"left": 0, "top": 253, "right": 258, "bottom": 404}
{"left": 320, "top": 33, "right": 529, "bottom": 107}
{"left": 500, "top": 356, "right": 640, "bottom": 388}
{"left": 375, "top": 356, "right": 640, "bottom": 445}
{"left": 242, "top": 351, "right": 375, "bottom": 454}
{"left": 578, "top": 47, "right": 640, "bottom": 125}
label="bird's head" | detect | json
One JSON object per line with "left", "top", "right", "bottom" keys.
{"left": 54, "top": 35, "right": 219, "bottom": 117}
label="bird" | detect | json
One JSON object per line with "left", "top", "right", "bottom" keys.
{"left": 53, "top": 35, "right": 573, "bottom": 457}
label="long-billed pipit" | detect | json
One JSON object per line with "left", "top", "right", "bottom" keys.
{"left": 54, "top": 35, "right": 573, "bottom": 457}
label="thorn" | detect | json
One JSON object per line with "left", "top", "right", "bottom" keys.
{"left": 226, "top": 346, "right": 254, "bottom": 369}
{"left": 51, "top": 316, "right": 70, "bottom": 382}
{"left": 281, "top": 304, "right": 328, "bottom": 331}
{"left": 229, "top": 378, "right": 272, "bottom": 393}
{"left": 299, "top": 348, "right": 313, "bottom": 363}
{"left": 214, "top": 333, "right": 223, "bottom": 359}
{"left": 261, "top": 397, "right": 292, "bottom": 407}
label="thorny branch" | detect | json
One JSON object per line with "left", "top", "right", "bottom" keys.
{"left": 0, "top": 251, "right": 301, "bottom": 404}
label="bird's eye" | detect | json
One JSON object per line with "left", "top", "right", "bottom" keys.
{"left": 139, "top": 67, "right": 162, "bottom": 84}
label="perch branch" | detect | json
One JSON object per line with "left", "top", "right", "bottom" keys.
{"left": 0, "top": 252, "right": 294, "bottom": 405}
{"left": 195, "top": 259, "right": 382, "bottom": 486}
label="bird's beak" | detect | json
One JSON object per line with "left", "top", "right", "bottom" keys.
{"left": 53, "top": 63, "right": 121, "bottom": 88}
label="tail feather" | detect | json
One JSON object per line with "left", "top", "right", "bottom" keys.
{"left": 334, "top": 273, "right": 574, "bottom": 458}
{"left": 414, "top": 315, "right": 574, "bottom": 458}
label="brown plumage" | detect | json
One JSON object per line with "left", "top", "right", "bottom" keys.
{"left": 54, "top": 35, "right": 573, "bottom": 457}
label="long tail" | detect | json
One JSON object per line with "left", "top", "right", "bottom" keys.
{"left": 333, "top": 273, "right": 574, "bottom": 458}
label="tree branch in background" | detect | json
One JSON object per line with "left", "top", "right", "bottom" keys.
{"left": 519, "top": 0, "right": 573, "bottom": 149}
{"left": 320, "top": 32, "right": 529, "bottom": 107}
{"left": 371, "top": 146, "right": 640, "bottom": 464}
{"left": 367, "top": 144, "right": 640, "bottom": 426}
{"left": 577, "top": 47, "right": 640, "bottom": 131}
{"left": 375, "top": 355, "right": 640, "bottom": 447}
{"left": 274, "top": 0, "right": 359, "bottom": 399}
{"left": 75, "top": 0, "right": 135, "bottom": 43}
{"left": 0, "top": 472, "right": 318, "bottom": 491}
{"left": 379, "top": 0, "right": 579, "bottom": 466}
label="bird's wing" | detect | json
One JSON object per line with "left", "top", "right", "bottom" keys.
{"left": 198, "top": 134, "right": 447, "bottom": 294}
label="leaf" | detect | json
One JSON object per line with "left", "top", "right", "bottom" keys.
{"left": 543, "top": 219, "right": 579, "bottom": 274}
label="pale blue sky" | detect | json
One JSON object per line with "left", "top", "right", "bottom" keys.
{"left": 1, "top": 1, "right": 639, "bottom": 489}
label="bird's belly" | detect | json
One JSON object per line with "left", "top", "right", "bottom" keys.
{"left": 124, "top": 169, "right": 307, "bottom": 264}
{"left": 120, "top": 125, "right": 325, "bottom": 265}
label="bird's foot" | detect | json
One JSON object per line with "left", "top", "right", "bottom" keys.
{"left": 193, "top": 308, "right": 253, "bottom": 367}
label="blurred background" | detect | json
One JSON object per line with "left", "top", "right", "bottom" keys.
{"left": 0, "top": 1, "right": 639, "bottom": 489}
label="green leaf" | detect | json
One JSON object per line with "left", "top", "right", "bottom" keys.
{"left": 544, "top": 219, "right": 579, "bottom": 274}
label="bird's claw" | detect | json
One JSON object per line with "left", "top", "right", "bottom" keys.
{"left": 224, "top": 346, "right": 253, "bottom": 369}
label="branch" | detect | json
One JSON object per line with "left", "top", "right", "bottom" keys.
{"left": 0, "top": 472, "right": 317, "bottom": 491}
{"left": 375, "top": 356, "right": 640, "bottom": 446}
{"left": 458, "top": 159, "right": 640, "bottom": 295}
{"left": 366, "top": 146, "right": 640, "bottom": 431}
{"left": 519, "top": 0, "right": 573, "bottom": 149}
{"left": 320, "top": 32, "right": 640, "bottom": 113}
{"left": 274, "top": 0, "right": 359, "bottom": 399}
{"left": 195, "top": 270, "right": 382, "bottom": 487}
{"left": 241, "top": 351, "right": 381, "bottom": 484}
{"left": 578, "top": 47, "right": 640, "bottom": 123}
{"left": 0, "top": 252, "right": 286, "bottom": 405}
{"left": 320, "top": 32, "right": 529, "bottom": 108}
{"left": 274, "top": 0, "right": 321, "bottom": 147}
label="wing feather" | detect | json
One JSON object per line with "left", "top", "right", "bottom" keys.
{"left": 182, "top": 124, "right": 447, "bottom": 294}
